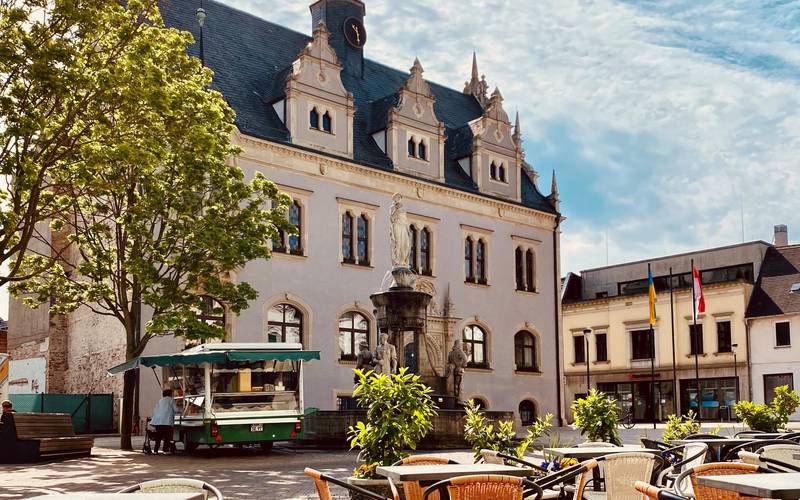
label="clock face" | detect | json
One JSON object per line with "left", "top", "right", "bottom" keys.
{"left": 343, "top": 18, "right": 367, "bottom": 48}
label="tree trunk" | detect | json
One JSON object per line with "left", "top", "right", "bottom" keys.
{"left": 121, "top": 368, "right": 136, "bottom": 450}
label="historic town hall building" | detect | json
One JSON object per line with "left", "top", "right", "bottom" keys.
{"left": 8, "top": 0, "right": 563, "bottom": 430}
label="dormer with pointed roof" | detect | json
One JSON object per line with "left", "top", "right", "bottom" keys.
{"left": 370, "top": 58, "right": 446, "bottom": 181}
{"left": 284, "top": 21, "right": 355, "bottom": 158}
{"left": 466, "top": 87, "right": 523, "bottom": 201}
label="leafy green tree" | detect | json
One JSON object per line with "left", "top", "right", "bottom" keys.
{"left": 9, "top": 0, "right": 290, "bottom": 449}
{"left": 464, "top": 398, "right": 553, "bottom": 462}
{"left": 734, "top": 385, "right": 800, "bottom": 432}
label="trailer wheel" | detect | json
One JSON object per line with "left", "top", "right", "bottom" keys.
{"left": 260, "top": 441, "right": 274, "bottom": 453}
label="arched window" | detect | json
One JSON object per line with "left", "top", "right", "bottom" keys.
{"left": 339, "top": 311, "right": 369, "bottom": 361}
{"left": 288, "top": 201, "right": 302, "bottom": 254}
{"left": 490, "top": 162, "right": 497, "bottom": 180}
{"left": 408, "top": 138, "right": 416, "bottom": 157}
{"left": 514, "top": 331, "right": 537, "bottom": 371}
{"left": 472, "top": 398, "right": 488, "bottom": 410}
{"left": 420, "top": 228, "right": 431, "bottom": 276}
{"left": 464, "top": 237, "right": 474, "bottom": 281}
{"left": 525, "top": 249, "right": 535, "bottom": 292}
{"left": 418, "top": 140, "right": 427, "bottom": 160}
{"left": 515, "top": 247, "right": 525, "bottom": 291}
{"left": 519, "top": 400, "right": 536, "bottom": 426}
{"left": 499, "top": 164, "right": 506, "bottom": 182}
{"left": 463, "top": 324, "right": 487, "bottom": 368}
{"left": 357, "top": 215, "right": 369, "bottom": 265}
{"left": 322, "top": 111, "right": 332, "bottom": 133}
{"left": 197, "top": 295, "right": 225, "bottom": 328}
{"left": 267, "top": 303, "right": 303, "bottom": 344}
{"left": 476, "top": 239, "right": 486, "bottom": 283}
{"left": 309, "top": 108, "right": 320, "bottom": 130}
{"left": 342, "top": 212, "right": 354, "bottom": 263}
{"left": 409, "top": 225, "right": 418, "bottom": 272}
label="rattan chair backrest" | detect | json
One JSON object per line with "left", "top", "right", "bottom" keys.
{"left": 304, "top": 468, "right": 399, "bottom": 500}
{"left": 634, "top": 481, "right": 690, "bottom": 500}
{"left": 674, "top": 462, "right": 765, "bottom": 500}
{"left": 422, "top": 474, "right": 525, "bottom": 500}
{"left": 600, "top": 452, "right": 657, "bottom": 500}
{"left": 395, "top": 455, "right": 458, "bottom": 466}
{"left": 117, "top": 478, "right": 222, "bottom": 499}
{"left": 758, "top": 443, "right": 800, "bottom": 467}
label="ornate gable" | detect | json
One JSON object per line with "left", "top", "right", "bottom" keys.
{"left": 382, "top": 59, "right": 446, "bottom": 182}
{"left": 284, "top": 22, "right": 355, "bottom": 158}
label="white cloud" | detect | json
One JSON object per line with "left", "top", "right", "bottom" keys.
{"left": 216, "top": 0, "right": 800, "bottom": 273}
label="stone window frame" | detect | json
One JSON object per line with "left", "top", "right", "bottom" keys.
{"left": 513, "top": 330, "right": 540, "bottom": 373}
{"left": 308, "top": 101, "right": 335, "bottom": 135}
{"left": 407, "top": 212, "right": 438, "bottom": 277}
{"left": 511, "top": 235, "right": 541, "bottom": 294}
{"left": 460, "top": 317, "right": 493, "bottom": 371}
{"left": 337, "top": 198, "right": 377, "bottom": 269}
{"left": 271, "top": 185, "right": 312, "bottom": 259}
{"left": 518, "top": 399, "right": 538, "bottom": 426}
{"left": 488, "top": 156, "right": 508, "bottom": 185}
{"left": 262, "top": 293, "right": 313, "bottom": 348}
{"left": 406, "top": 133, "right": 430, "bottom": 162}
{"left": 461, "top": 224, "right": 492, "bottom": 286}
{"left": 337, "top": 310, "right": 371, "bottom": 362}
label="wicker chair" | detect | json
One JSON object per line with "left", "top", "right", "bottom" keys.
{"left": 634, "top": 481, "right": 691, "bottom": 500}
{"left": 534, "top": 458, "right": 599, "bottom": 500}
{"left": 478, "top": 450, "right": 558, "bottom": 498}
{"left": 391, "top": 455, "right": 457, "bottom": 500}
{"left": 674, "top": 462, "right": 772, "bottom": 500}
{"left": 657, "top": 442, "right": 708, "bottom": 488}
{"left": 720, "top": 439, "right": 797, "bottom": 462}
{"left": 733, "top": 430, "right": 765, "bottom": 439}
{"left": 421, "top": 474, "right": 542, "bottom": 500}
{"left": 684, "top": 433, "right": 727, "bottom": 440}
{"left": 304, "top": 468, "right": 399, "bottom": 500}
{"left": 117, "top": 478, "right": 223, "bottom": 499}
{"left": 581, "top": 452, "right": 658, "bottom": 500}
{"left": 576, "top": 441, "right": 618, "bottom": 448}
{"left": 758, "top": 443, "right": 800, "bottom": 467}
{"left": 738, "top": 449, "right": 800, "bottom": 473}
{"left": 642, "top": 438, "right": 673, "bottom": 451}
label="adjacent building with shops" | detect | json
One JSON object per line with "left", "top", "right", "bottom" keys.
{"left": 561, "top": 240, "right": 773, "bottom": 423}
{"left": 8, "top": 0, "right": 563, "bottom": 430}
{"left": 746, "top": 227, "right": 800, "bottom": 420}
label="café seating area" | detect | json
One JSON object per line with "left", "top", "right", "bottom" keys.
{"left": 302, "top": 432, "right": 800, "bottom": 500}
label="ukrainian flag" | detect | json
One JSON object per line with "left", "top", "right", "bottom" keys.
{"left": 648, "top": 265, "right": 657, "bottom": 326}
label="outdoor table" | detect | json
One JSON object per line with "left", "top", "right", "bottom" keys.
{"left": 674, "top": 438, "right": 756, "bottom": 461}
{"left": 376, "top": 463, "right": 534, "bottom": 483}
{"left": 697, "top": 472, "right": 800, "bottom": 499}
{"left": 28, "top": 495, "right": 204, "bottom": 500}
{"left": 543, "top": 445, "right": 646, "bottom": 491}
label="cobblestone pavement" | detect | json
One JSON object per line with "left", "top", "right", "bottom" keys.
{"left": 0, "top": 423, "right": 767, "bottom": 499}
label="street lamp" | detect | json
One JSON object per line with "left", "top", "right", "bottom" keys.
{"left": 731, "top": 343, "right": 739, "bottom": 404}
{"left": 583, "top": 329, "right": 592, "bottom": 394}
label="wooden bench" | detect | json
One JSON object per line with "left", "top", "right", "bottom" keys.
{"left": 0, "top": 412, "right": 94, "bottom": 463}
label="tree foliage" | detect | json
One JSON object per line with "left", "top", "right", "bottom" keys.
{"left": 349, "top": 369, "right": 438, "bottom": 478}
{"left": 571, "top": 389, "right": 621, "bottom": 446}
{"left": 463, "top": 398, "right": 553, "bottom": 462}
{"left": 7, "top": 0, "right": 291, "bottom": 449}
{"left": 734, "top": 385, "right": 800, "bottom": 432}
{"left": 662, "top": 411, "right": 701, "bottom": 441}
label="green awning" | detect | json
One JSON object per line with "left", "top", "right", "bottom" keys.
{"left": 107, "top": 350, "right": 320, "bottom": 375}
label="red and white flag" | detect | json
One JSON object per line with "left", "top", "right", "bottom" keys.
{"left": 692, "top": 265, "right": 705, "bottom": 319}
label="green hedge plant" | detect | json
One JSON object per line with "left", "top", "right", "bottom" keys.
{"left": 734, "top": 385, "right": 800, "bottom": 432}
{"left": 662, "top": 411, "right": 701, "bottom": 441}
{"left": 463, "top": 399, "right": 553, "bottom": 462}
{"left": 571, "top": 389, "right": 621, "bottom": 446}
{"left": 348, "top": 368, "right": 438, "bottom": 478}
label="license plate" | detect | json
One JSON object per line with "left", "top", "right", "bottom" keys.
{"left": 250, "top": 424, "right": 263, "bottom": 432}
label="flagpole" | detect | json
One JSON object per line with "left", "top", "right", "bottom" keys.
{"left": 669, "top": 266, "right": 677, "bottom": 415}
{"left": 691, "top": 258, "right": 701, "bottom": 424}
{"left": 649, "top": 263, "right": 656, "bottom": 430}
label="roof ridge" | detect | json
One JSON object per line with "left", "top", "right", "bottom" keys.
{"left": 203, "top": 0, "right": 312, "bottom": 41}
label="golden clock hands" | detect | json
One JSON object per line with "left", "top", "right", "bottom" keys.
{"left": 351, "top": 24, "right": 361, "bottom": 44}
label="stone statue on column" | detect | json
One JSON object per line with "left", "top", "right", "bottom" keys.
{"left": 355, "top": 340, "right": 375, "bottom": 383}
{"left": 445, "top": 339, "right": 469, "bottom": 402}
{"left": 389, "top": 194, "right": 415, "bottom": 288}
{"left": 373, "top": 332, "right": 398, "bottom": 375}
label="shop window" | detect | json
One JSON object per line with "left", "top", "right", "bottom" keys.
{"left": 776, "top": 322, "right": 791, "bottom": 347}
{"left": 716, "top": 321, "right": 732, "bottom": 353}
{"left": 519, "top": 400, "right": 536, "bottom": 426}
{"left": 463, "top": 325, "right": 488, "bottom": 368}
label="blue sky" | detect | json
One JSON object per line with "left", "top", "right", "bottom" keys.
{"left": 214, "top": 0, "right": 800, "bottom": 274}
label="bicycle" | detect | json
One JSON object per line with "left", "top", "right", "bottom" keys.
{"left": 619, "top": 408, "right": 635, "bottom": 429}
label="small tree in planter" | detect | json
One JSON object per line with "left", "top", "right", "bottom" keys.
{"left": 662, "top": 411, "right": 701, "bottom": 441}
{"left": 348, "top": 368, "right": 437, "bottom": 497}
{"left": 463, "top": 399, "right": 554, "bottom": 462}
{"left": 571, "top": 389, "right": 621, "bottom": 446}
{"left": 734, "top": 385, "right": 800, "bottom": 432}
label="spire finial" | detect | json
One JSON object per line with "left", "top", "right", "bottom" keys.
{"left": 411, "top": 57, "right": 423, "bottom": 74}
{"left": 551, "top": 169, "right": 559, "bottom": 198}
{"left": 471, "top": 52, "right": 479, "bottom": 79}
{"left": 513, "top": 111, "right": 521, "bottom": 144}
{"left": 464, "top": 52, "right": 489, "bottom": 107}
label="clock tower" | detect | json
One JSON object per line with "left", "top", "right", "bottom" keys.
{"left": 309, "top": 0, "right": 366, "bottom": 78}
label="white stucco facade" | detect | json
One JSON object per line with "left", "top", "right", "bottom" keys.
{"left": 748, "top": 314, "right": 800, "bottom": 420}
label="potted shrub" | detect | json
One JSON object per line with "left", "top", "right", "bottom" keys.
{"left": 463, "top": 399, "right": 553, "bottom": 462}
{"left": 734, "top": 385, "right": 800, "bottom": 432}
{"left": 571, "top": 389, "right": 621, "bottom": 446}
{"left": 347, "top": 368, "right": 438, "bottom": 499}
{"left": 662, "top": 411, "right": 701, "bottom": 441}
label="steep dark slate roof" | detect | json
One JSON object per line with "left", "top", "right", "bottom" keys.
{"left": 746, "top": 245, "right": 800, "bottom": 318}
{"left": 158, "top": 0, "right": 557, "bottom": 214}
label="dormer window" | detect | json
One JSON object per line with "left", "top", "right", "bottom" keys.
{"left": 418, "top": 140, "right": 427, "bottom": 160}
{"left": 498, "top": 164, "right": 506, "bottom": 182}
{"left": 322, "top": 111, "right": 333, "bottom": 133}
{"left": 408, "top": 138, "right": 416, "bottom": 157}
{"left": 406, "top": 136, "right": 428, "bottom": 161}
{"left": 310, "top": 108, "right": 320, "bottom": 130}
{"left": 490, "top": 162, "right": 497, "bottom": 180}
{"left": 490, "top": 161, "right": 507, "bottom": 183}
